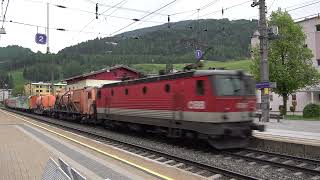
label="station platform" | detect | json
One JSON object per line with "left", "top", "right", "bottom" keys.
{"left": 0, "top": 109, "right": 171, "bottom": 180}
{"left": 254, "top": 119, "right": 320, "bottom": 146}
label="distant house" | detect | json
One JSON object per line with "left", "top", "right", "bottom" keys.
{"left": 251, "top": 15, "right": 320, "bottom": 113}
{"left": 0, "top": 89, "right": 12, "bottom": 102}
{"left": 65, "top": 65, "right": 142, "bottom": 90}
{"left": 24, "top": 82, "right": 67, "bottom": 96}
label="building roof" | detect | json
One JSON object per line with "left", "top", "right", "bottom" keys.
{"left": 26, "top": 82, "right": 67, "bottom": 86}
{"left": 295, "top": 14, "right": 320, "bottom": 23}
{"left": 64, "top": 65, "right": 141, "bottom": 82}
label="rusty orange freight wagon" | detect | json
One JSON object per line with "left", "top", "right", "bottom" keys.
{"left": 54, "top": 87, "right": 97, "bottom": 122}
{"left": 30, "top": 95, "right": 56, "bottom": 114}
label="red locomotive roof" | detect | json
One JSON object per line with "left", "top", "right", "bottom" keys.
{"left": 101, "top": 70, "right": 248, "bottom": 88}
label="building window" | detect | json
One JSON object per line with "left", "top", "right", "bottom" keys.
{"left": 36, "top": 90, "right": 39, "bottom": 92}
{"left": 40, "top": 90, "right": 43, "bottom": 92}
{"left": 316, "top": 24, "right": 320, "bottom": 31}
{"left": 317, "top": 59, "right": 320, "bottom": 66}
{"left": 46, "top": 90, "right": 49, "bottom": 92}
{"left": 196, "top": 80, "right": 205, "bottom": 95}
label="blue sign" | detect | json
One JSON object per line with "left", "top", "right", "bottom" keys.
{"left": 256, "top": 82, "right": 270, "bottom": 89}
{"left": 256, "top": 82, "right": 277, "bottom": 89}
{"left": 35, "top": 33, "right": 47, "bottom": 44}
{"left": 195, "top": 49, "right": 203, "bottom": 61}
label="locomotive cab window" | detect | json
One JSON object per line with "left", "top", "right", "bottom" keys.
{"left": 142, "top": 86, "right": 147, "bottom": 94}
{"left": 212, "top": 75, "right": 255, "bottom": 96}
{"left": 196, "top": 80, "right": 205, "bottom": 95}
{"left": 165, "top": 84, "right": 170, "bottom": 93}
{"left": 97, "top": 90, "right": 101, "bottom": 99}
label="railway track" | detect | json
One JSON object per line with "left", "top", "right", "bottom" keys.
{"left": 225, "top": 149, "right": 320, "bottom": 177}
{"left": 5, "top": 108, "right": 320, "bottom": 179}
{"left": 4, "top": 108, "right": 259, "bottom": 180}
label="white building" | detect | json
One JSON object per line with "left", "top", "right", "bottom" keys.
{"left": 252, "top": 15, "right": 320, "bottom": 113}
{"left": 0, "top": 89, "right": 12, "bottom": 102}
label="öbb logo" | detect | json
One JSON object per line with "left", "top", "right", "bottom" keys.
{"left": 188, "top": 101, "right": 206, "bottom": 110}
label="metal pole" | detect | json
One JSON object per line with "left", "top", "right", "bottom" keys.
{"left": 46, "top": 2, "right": 49, "bottom": 54}
{"left": 259, "top": 0, "right": 270, "bottom": 122}
{"left": 46, "top": 3, "right": 54, "bottom": 95}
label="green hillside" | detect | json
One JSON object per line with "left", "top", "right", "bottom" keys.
{"left": 0, "top": 18, "right": 257, "bottom": 94}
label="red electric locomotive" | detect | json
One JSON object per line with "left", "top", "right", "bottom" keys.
{"left": 95, "top": 70, "right": 263, "bottom": 149}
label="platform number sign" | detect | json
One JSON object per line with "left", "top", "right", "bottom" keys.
{"left": 35, "top": 33, "right": 47, "bottom": 44}
{"left": 195, "top": 49, "right": 203, "bottom": 61}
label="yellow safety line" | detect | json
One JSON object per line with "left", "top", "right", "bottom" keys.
{"left": 1, "top": 109, "right": 174, "bottom": 180}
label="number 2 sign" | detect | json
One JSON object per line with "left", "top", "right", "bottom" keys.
{"left": 35, "top": 33, "right": 47, "bottom": 44}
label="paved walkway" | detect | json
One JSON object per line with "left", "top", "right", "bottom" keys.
{"left": 255, "top": 118, "right": 320, "bottom": 142}
{"left": 0, "top": 109, "right": 162, "bottom": 180}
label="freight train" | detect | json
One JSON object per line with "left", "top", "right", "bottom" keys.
{"left": 4, "top": 70, "right": 264, "bottom": 149}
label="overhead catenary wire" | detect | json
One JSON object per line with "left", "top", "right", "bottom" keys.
{"left": 22, "top": 0, "right": 166, "bottom": 24}
{"left": 285, "top": 0, "right": 320, "bottom": 10}
{"left": 200, "top": 0, "right": 251, "bottom": 18}
{"left": 286, "top": 0, "right": 320, "bottom": 12}
{"left": 72, "top": 0, "right": 128, "bottom": 40}
{"left": 109, "top": 0, "right": 178, "bottom": 36}
{"left": 0, "top": 19, "right": 110, "bottom": 36}
{"left": 245, "top": 0, "right": 320, "bottom": 20}
{"left": 84, "top": 0, "right": 168, "bottom": 16}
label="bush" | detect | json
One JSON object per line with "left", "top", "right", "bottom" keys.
{"left": 303, "top": 104, "right": 320, "bottom": 118}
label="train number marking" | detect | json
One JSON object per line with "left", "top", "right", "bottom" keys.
{"left": 188, "top": 101, "right": 206, "bottom": 110}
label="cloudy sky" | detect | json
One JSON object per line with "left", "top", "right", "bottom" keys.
{"left": 0, "top": 0, "right": 319, "bottom": 53}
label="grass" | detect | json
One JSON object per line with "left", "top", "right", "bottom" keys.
{"left": 285, "top": 115, "right": 320, "bottom": 121}
{"left": 132, "top": 59, "right": 251, "bottom": 74}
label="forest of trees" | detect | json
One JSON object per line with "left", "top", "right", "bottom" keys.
{"left": 0, "top": 18, "right": 257, "bottom": 86}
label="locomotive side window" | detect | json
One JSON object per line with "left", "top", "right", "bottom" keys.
{"left": 142, "top": 86, "right": 147, "bottom": 94}
{"left": 97, "top": 90, "right": 101, "bottom": 99}
{"left": 111, "top": 89, "right": 114, "bottom": 96}
{"left": 196, "top": 80, "right": 205, "bottom": 95}
{"left": 165, "top": 84, "right": 170, "bottom": 93}
{"left": 125, "top": 88, "right": 129, "bottom": 95}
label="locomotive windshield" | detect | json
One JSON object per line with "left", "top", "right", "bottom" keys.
{"left": 211, "top": 75, "right": 255, "bottom": 96}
